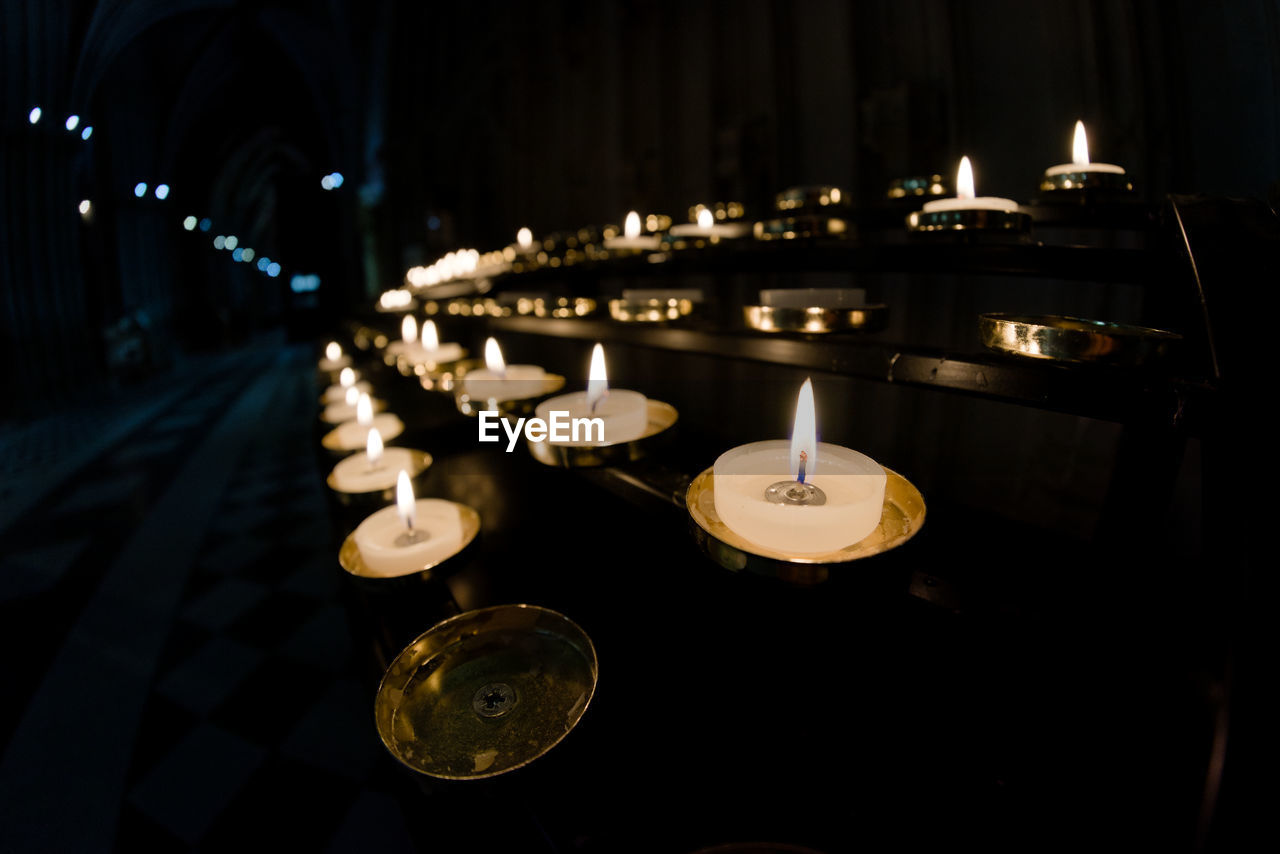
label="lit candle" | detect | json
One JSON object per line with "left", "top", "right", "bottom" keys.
{"left": 331, "top": 392, "right": 405, "bottom": 450}
{"left": 329, "top": 428, "right": 425, "bottom": 494}
{"left": 462, "top": 337, "right": 549, "bottom": 402}
{"left": 533, "top": 343, "right": 648, "bottom": 445}
{"left": 351, "top": 470, "right": 464, "bottom": 576}
{"left": 712, "top": 379, "right": 886, "bottom": 554}
{"left": 318, "top": 340, "right": 351, "bottom": 371}
{"left": 668, "top": 206, "right": 752, "bottom": 239}
{"left": 921, "top": 156, "right": 1019, "bottom": 213}
{"left": 321, "top": 367, "right": 371, "bottom": 404}
{"left": 1044, "top": 120, "right": 1126, "bottom": 178}
{"left": 602, "top": 211, "right": 663, "bottom": 252}
{"left": 406, "top": 319, "right": 464, "bottom": 365}
{"left": 401, "top": 314, "right": 418, "bottom": 345}
{"left": 322, "top": 387, "right": 385, "bottom": 424}
{"left": 517, "top": 227, "right": 534, "bottom": 251}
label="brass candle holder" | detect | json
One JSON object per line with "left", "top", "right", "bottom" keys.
{"left": 321, "top": 415, "right": 406, "bottom": 456}
{"left": 526, "top": 399, "right": 678, "bottom": 468}
{"left": 756, "top": 185, "right": 853, "bottom": 241}
{"left": 685, "top": 466, "right": 925, "bottom": 585}
{"left": 453, "top": 374, "right": 567, "bottom": 417}
{"left": 979, "top": 313, "right": 1181, "bottom": 366}
{"left": 608, "top": 296, "right": 701, "bottom": 323}
{"left": 338, "top": 501, "right": 481, "bottom": 585}
{"left": 743, "top": 304, "right": 888, "bottom": 335}
{"left": 905, "top": 206, "right": 1031, "bottom": 234}
{"left": 374, "top": 604, "right": 599, "bottom": 780}
{"left": 325, "top": 449, "right": 434, "bottom": 509}
{"left": 420, "top": 358, "right": 482, "bottom": 393}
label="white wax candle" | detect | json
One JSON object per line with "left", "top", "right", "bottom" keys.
{"left": 922, "top": 155, "right": 1019, "bottom": 213}
{"left": 667, "top": 222, "right": 751, "bottom": 239}
{"left": 1044, "top": 120, "right": 1126, "bottom": 177}
{"left": 603, "top": 210, "right": 663, "bottom": 251}
{"left": 462, "top": 366, "right": 549, "bottom": 401}
{"left": 759, "top": 288, "right": 867, "bottom": 308}
{"left": 403, "top": 342, "right": 465, "bottom": 365}
{"left": 332, "top": 413, "right": 404, "bottom": 450}
{"left": 329, "top": 448, "right": 419, "bottom": 493}
{"left": 534, "top": 390, "right": 648, "bottom": 445}
{"left": 318, "top": 355, "right": 351, "bottom": 371}
{"left": 322, "top": 380, "right": 371, "bottom": 404}
{"left": 713, "top": 440, "right": 886, "bottom": 554}
{"left": 352, "top": 499, "right": 464, "bottom": 576}
{"left": 322, "top": 396, "right": 383, "bottom": 424}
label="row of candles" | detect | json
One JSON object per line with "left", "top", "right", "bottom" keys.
{"left": 395, "top": 120, "right": 1128, "bottom": 299}
{"left": 319, "top": 319, "right": 892, "bottom": 577}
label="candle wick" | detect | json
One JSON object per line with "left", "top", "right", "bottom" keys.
{"left": 797, "top": 450, "right": 807, "bottom": 485}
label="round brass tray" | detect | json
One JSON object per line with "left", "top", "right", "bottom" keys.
{"left": 753, "top": 216, "right": 851, "bottom": 241}
{"left": 979, "top": 313, "right": 1181, "bottom": 365}
{"left": 1039, "top": 169, "right": 1134, "bottom": 194}
{"left": 338, "top": 501, "right": 481, "bottom": 581}
{"left": 374, "top": 604, "right": 598, "bottom": 780}
{"left": 608, "top": 297, "right": 699, "bottom": 323}
{"left": 685, "top": 466, "right": 925, "bottom": 585}
{"left": 906, "top": 208, "right": 1031, "bottom": 233}
{"left": 743, "top": 304, "right": 888, "bottom": 334}
{"left": 526, "top": 400, "right": 678, "bottom": 468}
{"left": 454, "top": 374, "right": 567, "bottom": 417}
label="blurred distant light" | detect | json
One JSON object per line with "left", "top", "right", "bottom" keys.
{"left": 241, "top": 248, "right": 255, "bottom": 262}
{"left": 320, "top": 175, "right": 334, "bottom": 190}
{"left": 65, "top": 115, "right": 80, "bottom": 131}
{"left": 133, "top": 182, "right": 147, "bottom": 198}
{"left": 232, "top": 247, "right": 244, "bottom": 262}
{"left": 256, "top": 257, "right": 270, "bottom": 271}
{"left": 427, "top": 215, "right": 441, "bottom": 231}
{"left": 266, "top": 262, "right": 281, "bottom": 278}
{"left": 28, "top": 107, "right": 41, "bottom": 124}
{"left": 78, "top": 199, "right": 92, "bottom": 216}
{"left": 154, "top": 184, "right": 170, "bottom": 200}
{"left": 183, "top": 215, "right": 198, "bottom": 231}
{"left": 80, "top": 125, "right": 93, "bottom": 140}
{"left": 224, "top": 235, "right": 238, "bottom": 250}
{"left": 214, "top": 235, "right": 226, "bottom": 249}
{"left": 290, "top": 273, "right": 321, "bottom": 293}
{"left": 329, "top": 172, "right": 344, "bottom": 188}
{"left": 198, "top": 217, "right": 212, "bottom": 232}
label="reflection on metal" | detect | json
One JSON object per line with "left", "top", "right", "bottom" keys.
{"left": 906, "top": 208, "right": 1032, "bottom": 234}
{"left": 979, "top": 313, "right": 1181, "bottom": 366}
{"left": 374, "top": 604, "right": 598, "bottom": 779}
{"left": 743, "top": 304, "right": 888, "bottom": 334}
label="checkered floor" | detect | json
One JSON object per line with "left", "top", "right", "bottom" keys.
{"left": 0, "top": 338, "right": 424, "bottom": 852}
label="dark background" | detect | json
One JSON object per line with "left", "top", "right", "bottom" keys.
{"left": 1, "top": 2, "right": 1275, "bottom": 852}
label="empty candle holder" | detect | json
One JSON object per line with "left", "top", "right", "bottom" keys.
{"left": 686, "top": 465, "right": 925, "bottom": 585}
{"left": 526, "top": 399, "right": 678, "bottom": 468}
{"left": 374, "top": 604, "right": 599, "bottom": 780}
{"left": 979, "top": 313, "right": 1181, "bottom": 366}
{"left": 743, "top": 304, "right": 887, "bottom": 334}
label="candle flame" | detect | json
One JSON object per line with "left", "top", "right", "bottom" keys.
{"left": 697, "top": 208, "right": 714, "bottom": 228}
{"left": 586, "top": 343, "right": 608, "bottom": 412}
{"left": 396, "top": 469, "right": 415, "bottom": 530}
{"left": 357, "top": 393, "right": 373, "bottom": 426}
{"left": 517, "top": 227, "right": 533, "bottom": 249}
{"left": 325, "top": 341, "right": 341, "bottom": 361}
{"left": 421, "top": 319, "right": 439, "bottom": 351}
{"left": 401, "top": 315, "right": 418, "bottom": 344}
{"left": 367, "top": 427, "right": 384, "bottom": 464}
{"left": 1072, "top": 120, "right": 1090, "bottom": 165}
{"left": 624, "top": 211, "right": 641, "bottom": 239}
{"left": 484, "top": 337, "right": 507, "bottom": 375}
{"left": 345, "top": 386, "right": 359, "bottom": 406}
{"left": 339, "top": 367, "right": 355, "bottom": 387}
{"left": 956, "top": 156, "right": 975, "bottom": 201}
{"left": 790, "top": 378, "right": 817, "bottom": 482}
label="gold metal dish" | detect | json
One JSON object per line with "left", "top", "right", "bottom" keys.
{"left": 685, "top": 466, "right": 925, "bottom": 585}
{"left": 325, "top": 449, "right": 434, "bottom": 505}
{"left": 526, "top": 400, "right": 678, "bottom": 468}
{"left": 608, "top": 297, "right": 700, "bottom": 323}
{"left": 906, "top": 208, "right": 1031, "bottom": 233}
{"left": 1039, "top": 170, "right": 1134, "bottom": 194}
{"left": 743, "top": 304, "right": 888, "bottom": 334}
{"left": 979, "top": 313, "right": 1181, "bottom": 365}
{"left": 374, "top": 604, "right": 598, "bottom": 780}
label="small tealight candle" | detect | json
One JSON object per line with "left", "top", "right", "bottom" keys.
{"left": 517, "top": 227, "right": 534, "bottom": 251}
{"left": 713, "top": 379, "right": 886, "bottom": 555}
{"left": 921, "top": 156, "right": 1019, "bottom": 214}
{"left": 331, "top": 392, "right": 404, "bottom": 450}
{"left": 329, "top": 428, "right": 423, "bottom": 494}
{"left": 534, "top": 343, "right": 648, "bottom": 446}
{"left": 351, "top": 470, "right": 463, "bottom": 577}
{"left": 321, "top": 367, "right": 371, "bottom": 403}
{"left": 406, "top": 319, "right": 464, "bottom": 365}
{"left": 318, "top": 340, "right": 351, "bottom": 371}
{"left": 602, "top": 211, "right": 663, "bottom": 252}
{"left": 668, "top": 207, "right": 751, "bottom": 240}
{"left": 322, "top": 388, "right": 384, "bottom": 424}
{"left": 462, "top": 337, "right": 549, "bottom": 402}
{"left": 1044, "top": 120, "right": 1126, "bottom": 179}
